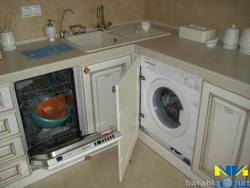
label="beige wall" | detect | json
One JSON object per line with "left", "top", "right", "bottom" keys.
{"left": 0, "top": 0, "right": 144, "bottom": 41}
{"left": 145, "top": 0, "right": 250, "bottom": 36}
{"left": 1, "top": 0, "right": 250, "bottom": 41}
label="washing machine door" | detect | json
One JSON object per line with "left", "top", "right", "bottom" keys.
{"left": 147, "top": 79, "right": 190, "bottom": 137}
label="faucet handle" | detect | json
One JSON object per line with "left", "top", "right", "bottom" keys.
{"left": 96, "top": 23, "right": 100, "bottom": 28}
{"left": 60, "top": 30, "right": 70, "bottom": 38}
{"left": 107, "top": 21, "right": 112, "bottom": 26}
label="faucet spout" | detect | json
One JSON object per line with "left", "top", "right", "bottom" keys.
{"left": 60, "top": 9, "right": 74, "bottom": 38}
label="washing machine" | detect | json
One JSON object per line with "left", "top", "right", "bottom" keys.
{"left": 140, "top": 55, "right": 202, "bottom": 166}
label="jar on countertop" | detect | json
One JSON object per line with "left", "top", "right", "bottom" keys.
{"left": 239, "top": 27, "right": 250, "bottom": 55}
{"left": 223, "top": 24, "right": 239, "bottom": 50}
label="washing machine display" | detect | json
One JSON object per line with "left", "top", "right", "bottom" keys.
{"left": 140, "top": 55, "right": 202, "bottom": 166}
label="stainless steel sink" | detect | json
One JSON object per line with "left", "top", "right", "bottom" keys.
{"left": 63, "top": 25, "right": 170, "bottom": 53}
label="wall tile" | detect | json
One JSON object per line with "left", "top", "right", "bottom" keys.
{"left": 0, "top": 0, "right": 144, "bottom": 40}
{"left": 145, "top": 0, "right": 250, "bottom": 37}
{"left": 17, "top": 25, "right": 31, "bottom": 40}
{"left": 1, "top": 0, "right": 249, "bottom": 41}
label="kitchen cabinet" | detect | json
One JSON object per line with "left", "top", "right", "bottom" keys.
{"left": 81, "top": 55, "right": 132, "bottom": 133}
{"left": 0, "top": 85, "right": 31, "bottom": 187}
{"left": 192, "top": 82, "right": 250, "bottom": 184}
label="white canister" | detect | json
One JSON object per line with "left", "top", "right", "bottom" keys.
{"left": 223, "top": 24, "right": 239, "bottom": 50}
{"left": 239, "top": 27, "right": 250, "bottom": 55}
{"left": 1, "top": 32, "right": 16, "bottom": 51}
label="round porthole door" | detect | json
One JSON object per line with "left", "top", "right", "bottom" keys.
{"left": 146, "top": 79, "right": 190, "bottom": 137}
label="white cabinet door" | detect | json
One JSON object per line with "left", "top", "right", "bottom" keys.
{"left": 116, "top": 55, "right": 140, "bottom": 182}
{"left": 192, "top": 82, "right": 250, "bottom": 183}
{"left": 82, "top": 55, "right": 132, "bottom": 133}
{"left": 0, "top": 86, "right": 14, "bottom": 112}
{"left": 0, "top": 157, "right": 30, "bottom": 187}
{"left": 0, "top": 136, "right": 25, "bottom": 165}
{"left": 0, "top": 113, "right": 20, "bottom": 140}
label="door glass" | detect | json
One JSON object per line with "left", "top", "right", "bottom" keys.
{"left": 153, "top": 87, "right": 183, "bottom": 128}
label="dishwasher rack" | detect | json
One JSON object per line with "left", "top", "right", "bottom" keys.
{"left": 14, "top": 69, "right": 80, "bottom": 157}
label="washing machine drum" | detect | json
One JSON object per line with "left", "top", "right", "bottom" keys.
{"left": 147, "top": 79, "right": 190, "bottom": 137}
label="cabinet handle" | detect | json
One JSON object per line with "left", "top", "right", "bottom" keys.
{"left": 139, "top": 113, "right": 145, "bottom": 119}
{"left": 112, "top": 86, "right": 116, "bottom": 93}
{"left": 83, "top": 67, "right": 90, "bottom": 74}
{"left": 224, "top": 107, "right": 233, "bottom": 114}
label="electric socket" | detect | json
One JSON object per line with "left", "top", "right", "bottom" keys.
{"left": 21, "top": 5, "right": 42, "bottom": 18}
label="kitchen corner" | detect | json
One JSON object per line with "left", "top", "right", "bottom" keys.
{"left": 1, "top": 22, "right": 250, "bottom": 187}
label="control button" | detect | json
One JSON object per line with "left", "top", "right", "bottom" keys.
{"left": 56, "top": 156, "right": 63, "bottom": 162}
{"left": 187, "top": 76, "right": 196, "bottom": 86}
{"left": 97, "top": 140, "right": 101, "bottom": 145}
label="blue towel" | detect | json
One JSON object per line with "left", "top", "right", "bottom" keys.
{"left": 22, "top": 43, "right": 73, "bottom": 59}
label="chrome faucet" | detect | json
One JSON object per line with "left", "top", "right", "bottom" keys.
{"left": 60, "top": 9, "right": 74, "bottom": 38}
{"left": 96, "top": 4, "right": 112, "bottom": 31}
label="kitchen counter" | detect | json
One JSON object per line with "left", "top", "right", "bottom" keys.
{"left": 0, "top": 25, "right": 250, "bottom": 99}
{"left": 135, "top": 28, "right": 250, "bottom": 99}
{"left": 0, "top": 39, "right": 135, "bottom": 85}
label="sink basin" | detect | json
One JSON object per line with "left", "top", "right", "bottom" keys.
{"left": 63, "top": 31, "right": 125, "bottom": 53}
{"left": 63, "top": 25, "right": 170, "bottom": 53}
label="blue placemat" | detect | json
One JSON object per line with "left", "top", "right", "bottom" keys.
{"left": 22, "top": 43, "right": 73, "bottom": 59}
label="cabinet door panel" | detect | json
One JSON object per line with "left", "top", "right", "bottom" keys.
{"left": 0, "top": 157, "right": 30, "bottom": 187}
{"left": 0, "top": 113, "right": 20, "bottom": 139}
{"left": 93, "top": 66, "right": 124, "bottom": 131}
{"left": 192, "top": 82, "right": 250, "bottom": 183}
{"left": 238, "top": 119, "right": 250, "bottom": 182}
{"left": 0, "top": 136, "right": 25, "bottom": 164}
{"left": 82, "top": 55, "right": 131, "bottom": 133}
{"left": 0, "top": 86, "right": 14, "bottom": 112}
{"left": 116, "top": 56, "right": 140, "bottom": 182}
{"left": 201, "top": 97, "right": 246, "bottom": 180}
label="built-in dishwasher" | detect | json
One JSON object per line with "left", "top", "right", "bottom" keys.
{"left": 14, "top": 67, "right": 122, "bottom": 169}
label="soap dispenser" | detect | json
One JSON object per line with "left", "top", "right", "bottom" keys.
{"left": 45, "top": 19, "right": 56, "bottom": 41}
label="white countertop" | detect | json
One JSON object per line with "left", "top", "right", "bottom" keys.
{"left": 0, "top": 25, "right": 250, "bottom": 99}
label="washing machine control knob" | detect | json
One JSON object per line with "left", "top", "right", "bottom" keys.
{"left": 187, "top": 76, "right": 196, "bottom": 86}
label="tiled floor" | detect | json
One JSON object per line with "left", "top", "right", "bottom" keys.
{"left": 25, "top": 140, "right": 196, "bottom": 188}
